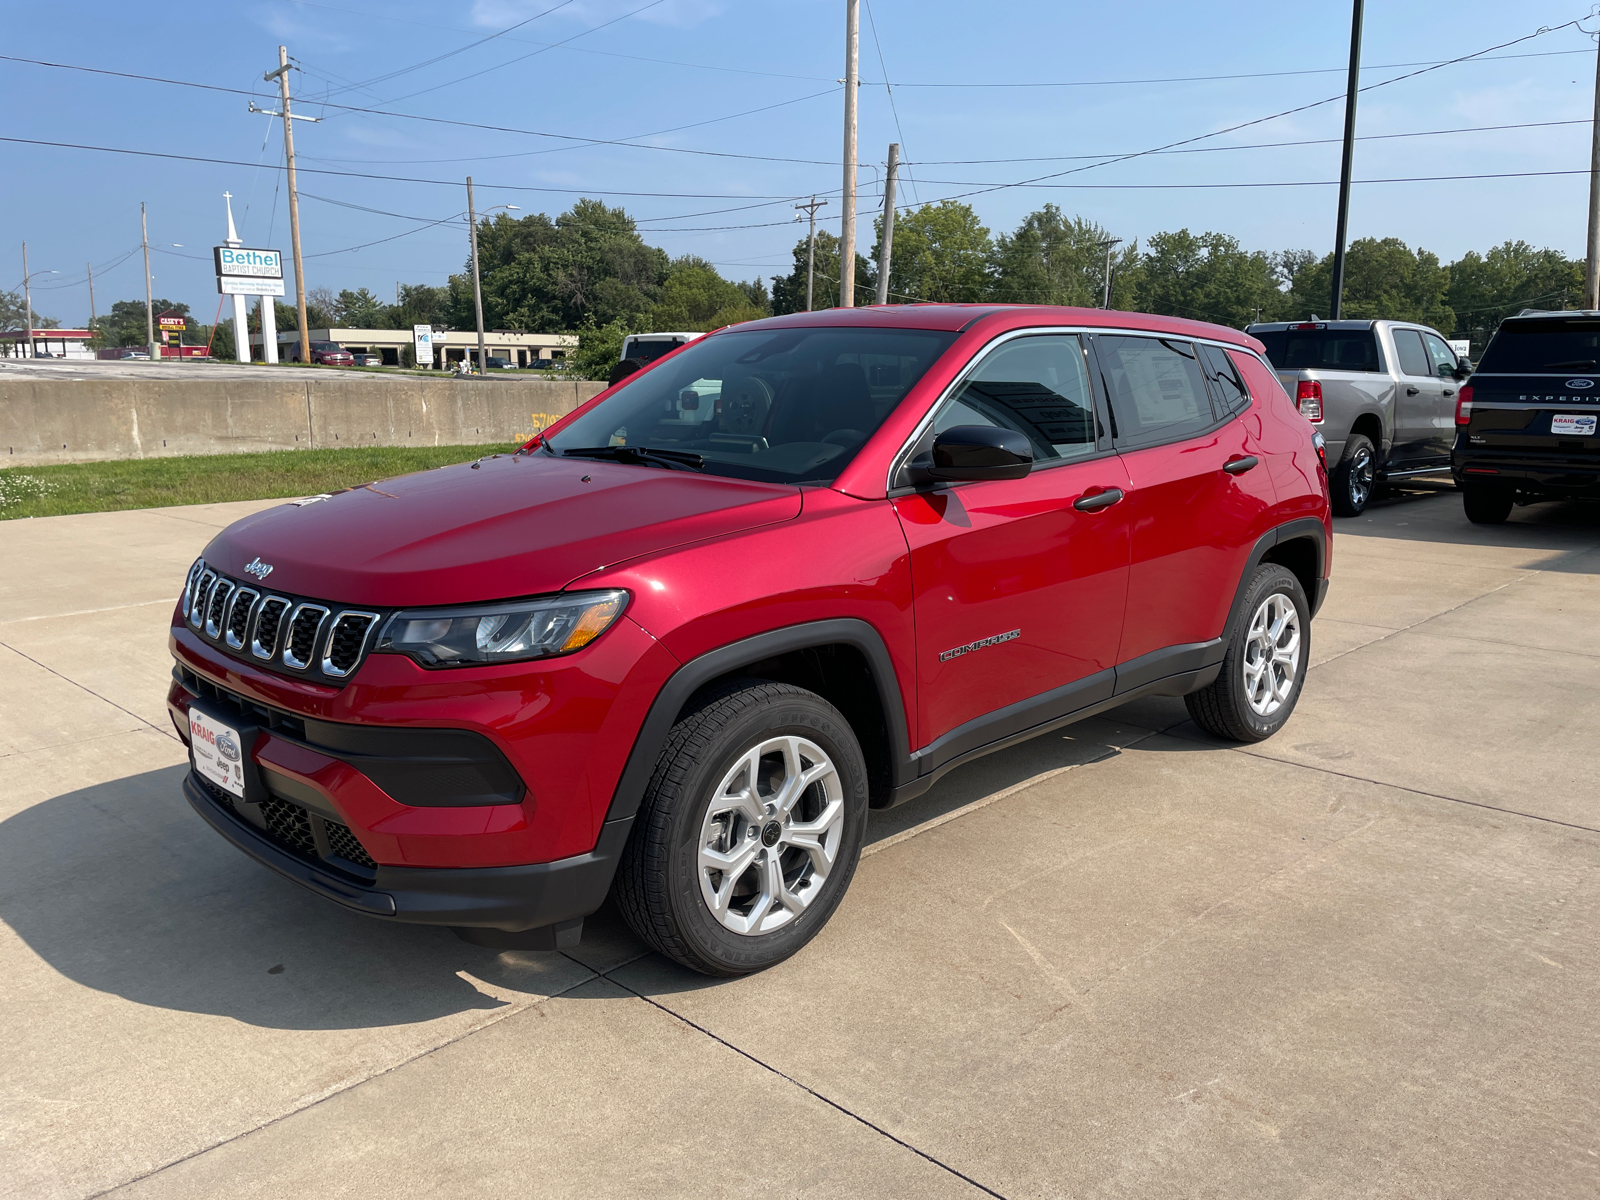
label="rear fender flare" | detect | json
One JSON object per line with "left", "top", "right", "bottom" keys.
{"left": 602, "top": 618, "right": 912, "bottom": 825}
{"left": 1222, "top": 518, "right": 1330, "bottom": 645}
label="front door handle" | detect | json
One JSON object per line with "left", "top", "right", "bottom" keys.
{"left": 1443, "top": 388, "right": 1455, "bottom": 396}
{"left": 1073, "top": 487, "right": 1125, "bottom": 512}
{"left": 1222, "top": 455, "right": 1259, "bottom": 475}
{"left": 1405, "top": 386, "right": 1420, "bottom": 395}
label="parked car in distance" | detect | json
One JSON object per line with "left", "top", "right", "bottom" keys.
{"left": 291, "top": 341, "right": 354, "bottom": 366}
{"left": 1453, "top": 309, "right": 1600, "bottom": 523}
{"left": 352, "top": 353, "right": 383, "bottom": 367}
{"left": 485, "top": 356, "right": 516, "bottom": 370}
{"left": 621, "top": 331, "right": 704, "bottom": 365}
{"left": 170, "top": 305, "right": 1331, "bottom": 977}
{"left": 1248, "top": 319, "right": 1468, "bottom": 516}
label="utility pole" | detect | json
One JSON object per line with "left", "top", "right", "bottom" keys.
{"left": 874, "top": 144, "right": 899, "bottom": 306}
{"left": 467, "top": 176, "right": 486, "bottom": 375}
{"left": 21, "top": 243, "right": 33, "bottom": 358}
{"left": 1097, "top": 238, "right": 1123, "bottom": 309}
{"left": 87, "top": 261, "right": 96, "bottom": 329}
{"left": 141, "top": 203, "right": 156, "bottom": 360}
{"left": 263, "top": 46, "right": 311, "bottom": 364}
{"left": 796, "top": 196, "right": 828, "bottom": 311}
{"left": 1329, "top": 0, "right": 1364, "bottom": 320}
{"left": 1587, "top": 28, "right": 1600, "bottom": 308}
{"left": 839, "top": 0, "right": 860, "bottom": 307}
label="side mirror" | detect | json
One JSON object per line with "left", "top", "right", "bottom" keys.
{"left": 913, "top": 425, "right": 1033, "bottom": 483}
{"left": 1453, "top": 362, "right": 1472, "bottom": 380}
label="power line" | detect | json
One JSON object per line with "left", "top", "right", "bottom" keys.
{"left": 861, "top": 0, "right": 919, "bottom": 205}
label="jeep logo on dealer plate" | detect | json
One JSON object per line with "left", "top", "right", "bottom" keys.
{"left": 1567, "top": 378, "right": 1595, "bottom": 389}
{"left": 243, "top": 557, "right": 273, "bottom": 580}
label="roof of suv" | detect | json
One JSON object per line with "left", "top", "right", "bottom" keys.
{"left": 730, "top": 303, "right": 1259, "bottom": 347}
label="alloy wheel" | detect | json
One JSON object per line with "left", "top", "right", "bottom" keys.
{"left": 1242, "top": 592, "right": 1301, "bottom": 716}
{"left": 1347, "top": 444, "right": 1375, "bottom": 509}
{"left": 697, "top": 736, "right": 844, "bottom": 936}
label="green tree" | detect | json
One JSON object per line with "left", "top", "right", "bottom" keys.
{"left": 1447, "top": 241, "right": 1582, "bottom": 350}
{"left": 90, "top": 298, "right": 187, "bottom": 347}
{"left": 389, "top": 283, "right": 452, "bottom": 330}
{"left": 648, "top": 256, "right": 767, "bottom": 331}
{"left": 989, "top": 205, "right": 1137, "bottom": 308}
{"left": 875, "top": 201, "right": 993, "bottom": 303}
{"left": 1285, "top": 237, "right": 1453, "bottom": 330}
{"left": 1133, "top": 230, "right": 1284, "bottom": 327}
{"left": 333, "top": 287, "right": 390, "bottom": 327}
{"left": 571, "top": 317, "right": 631, "bottom": 380}
{"left": 772, "top": 230, "right": 872, "bottom": 314}
{"left": 0, "top": 290, "right": 58, "bottom": 331}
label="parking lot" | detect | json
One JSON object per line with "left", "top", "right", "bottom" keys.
{"left": 1, "top": 482, "right": 1597, "bottom": 1199}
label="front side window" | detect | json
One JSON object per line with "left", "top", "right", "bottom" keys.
{"left": 546, "top": 326, "right": 957, "bottom": 485}
{"left": 928, "top": 334, "right": 1099, "bottom": 463}
{"left": 1392, "top": 329, "right": 1432, "bottom": 378}
{"left": 1095, "top": 336, "right": 1215, "bottom": 446}
{"left": 1421, "top": 332, "right": 1458, "bottom": 377}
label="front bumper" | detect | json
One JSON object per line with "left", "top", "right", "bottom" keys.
{"left": 186, "top": 772, "right": 631, "bottom": 943}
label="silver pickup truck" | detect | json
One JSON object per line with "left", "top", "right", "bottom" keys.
{"left": 1246, "top": 320, "right": 1470, "bottom": 515}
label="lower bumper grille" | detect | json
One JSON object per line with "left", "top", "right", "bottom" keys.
{"left": 196, "top": 772, "right": 378, "bottom": 875}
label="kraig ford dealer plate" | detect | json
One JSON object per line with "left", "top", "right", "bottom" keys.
{"left": 190, "top": 708, "right": 247, "bottom": 798}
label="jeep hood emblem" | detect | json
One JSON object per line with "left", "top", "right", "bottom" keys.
{"left": 1566, "top": 378, "right": 1595, "bottom": 389}
{"left": 244, "top": 557, "right": 274, "bottom": 580}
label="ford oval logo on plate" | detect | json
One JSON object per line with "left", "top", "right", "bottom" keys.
{"left": 216, "top": 733, "right": 241, "bottom": 763}
{"left": 1566, "top": 378, "right": 1595, "bottom": 389}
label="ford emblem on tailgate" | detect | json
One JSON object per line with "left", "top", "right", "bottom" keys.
{"left": 1566, "top": 378, "right": 1595, "bottom": 389}
{"left": 244, "top": 557, "right": 273, "bottom": 580}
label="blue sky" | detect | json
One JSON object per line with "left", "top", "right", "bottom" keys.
{"left": 4, "top": 0, "right": 1597, "bottom": 326}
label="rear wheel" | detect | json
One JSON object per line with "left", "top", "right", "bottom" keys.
{"left": 1186, "top": 564, "right": 1310, "bottom": 743}
{"left": 1462, "top": 481, "right": 1513, "bottom": 524}
{"left": 615, "top": 680, "right": 868, "bottom": 977}
{"left": 1330, "top": 434, "right": 1377, "bottom": 517}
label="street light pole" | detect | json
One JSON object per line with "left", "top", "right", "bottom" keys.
{"left": 839, "top": 0, "right": 859, "bottom": 307}
{"left": 141, "top": 203, "right": 157, "bottom": 360}
{"left": 1329, "top": 0, "right": 1364, "bottom": 320}
{"left": 874, "top": 144, "right": 899, "bottom": 306}
{"left": 21, "top": 242, "right": 33, "bottom": 358}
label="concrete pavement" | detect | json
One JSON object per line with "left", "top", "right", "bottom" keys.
{"left": 1, "top": 484, "right": 1597, "bottom": 1198}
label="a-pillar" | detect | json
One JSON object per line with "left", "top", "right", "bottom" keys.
{"left": 260, "top": 296, "right": 278, "bottom": 364}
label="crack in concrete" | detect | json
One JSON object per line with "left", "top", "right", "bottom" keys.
{"left": 0, "top": 640, "right": 179, "bottom": 745}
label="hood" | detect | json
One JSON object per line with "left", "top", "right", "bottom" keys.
{"left": 203, "top": 453, "right": 803, "bottom": 607}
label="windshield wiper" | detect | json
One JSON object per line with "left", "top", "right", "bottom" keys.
{"left": 558, "top": 445, "right": 705, "bottom": 470}
{"left": 1543, "top": 359, "right": 1598, "bottom": 370}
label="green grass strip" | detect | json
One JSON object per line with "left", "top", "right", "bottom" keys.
{"left": 0, "top": 445, "right": 509, "bottom": 520}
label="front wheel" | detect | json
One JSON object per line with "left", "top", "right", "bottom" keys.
{"left": 1462, "top": 481, "right": 1513, "bottom": 524}
{"left": 1186, "top": 564, "right": 1310, "bottom": 743}
{"left": 1330, "top": 434, "right": 1378, "bottom": 517}
{"left": 615, "top": 680, "right": 868, "bottom": 976}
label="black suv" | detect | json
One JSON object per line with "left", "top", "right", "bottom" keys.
{"left": 1454, "top": 311, "right": 1600, "bottom": 523}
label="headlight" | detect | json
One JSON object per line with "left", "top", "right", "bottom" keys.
{"left": 378, "top": 590, "right": 628, "bottom": 668}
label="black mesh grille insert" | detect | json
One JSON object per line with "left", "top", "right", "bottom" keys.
{"left": 254, "top": 598, "right": 289, "bottom": 656}
{"left": 324, "top": 820, "right": 377, "bottom": 869}
{"left": 260, "top": 796, "right": 318, "bottom": 858}
{"left": 205, "top": 583, "right": 233, "bottom": 633}
{"left": 226, "top": 590, "right": 257, "bottom": 645}
{"left": 287, "top": 607, "right": 326, "bottom": 667}
{"left": 325, "top": 615, "right": 375, "bottom": 675}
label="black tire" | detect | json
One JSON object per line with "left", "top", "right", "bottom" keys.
{"left": 1462, "top": 481, "right": 1513, "bottom": 524}
{"left": 614, "top": 679, "right": 869, "bottom": 977}
{"left": 1330, "top": 433, "right": 1378, "bottom": 517}
{"left": 1186, "top": 564, "right": 1311, "bottom": 743}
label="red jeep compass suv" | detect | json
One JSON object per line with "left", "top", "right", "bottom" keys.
{"left": 169, "top": 305, "right": 1331, "bottom": 976}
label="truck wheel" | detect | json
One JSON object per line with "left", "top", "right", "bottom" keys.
{"left": 1462, "top": 481, "right": 1513, "bottom": 525}
{"left": 615, "top": 680, "right": 868, "bottom": 977}
{"left": 1185, "top": 564, "right": 1310, "bottom": 743}
{"left": 1330, "top": 434, "right": 1377, "bottom": 517}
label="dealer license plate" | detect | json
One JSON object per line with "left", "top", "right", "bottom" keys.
{"left": 190, "top": 708, "right": 247, "bottom": 798}
{"left": 1551, "top": 414, "right": 1597, "bottom": 436}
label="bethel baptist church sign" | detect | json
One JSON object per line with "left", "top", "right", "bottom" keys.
{"left": 213, "top": 246, "right": 286, "bottom": 296}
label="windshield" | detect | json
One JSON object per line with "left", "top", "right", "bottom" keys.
{"left": 548, "top": 326, "right": 959, "bottom": 485}
{"left": 1477, "top": 320, "right": 1600, "bottom": 373}
{"left": 1254, "top": 328, "right": 1381, "bottom": 373}
{"left": 313, "top": 342, "right": 342, "bottom": 352}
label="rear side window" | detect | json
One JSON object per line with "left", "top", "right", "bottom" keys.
{"left": 1094, "top": 336, "right": 1215, "bottom": 447}
{"left": 1476, "top": 320, "right": 1600, "bottom": 373}
{"left": 930, "top": 334, "right": 1098, "bottom": 463}
{"left": 1392, "top": 329, "right": 1432, "bottom": 378}
{"left": 1199, "top": 343, "right": 1250, "bottom": 414}
{"left": 1255, "top": 328, "right": 1381, "bottom": 373}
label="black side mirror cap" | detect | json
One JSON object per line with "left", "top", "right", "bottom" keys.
{"left": 913, "top": 425, "right": 1034, "bottom": 483}
{"left": 1454, "top": 363, "right": 1472, "bottom": 380}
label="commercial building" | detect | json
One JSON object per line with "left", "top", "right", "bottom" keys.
{"left": 249, "top": 327, "right": 577, "bottom": 368}
{"left": 0, "top": 329, "right": 95, "bottom": 359}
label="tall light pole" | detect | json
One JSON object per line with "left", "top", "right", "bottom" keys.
{"left": 1587, "top": 28, "right": 1600, "bottom": 308}
{"left": 141, "top": 203, "right": 157, "bottom": 360}
{"left": 259, "top": 47, "right": 316, "bottom": 364}
{"left": 1329, "top": 0, "right": 1364, "bottom": 320}
{"left": 874, "top": 144, "right": 900, "bottom": 306}
{"left": 466, "top": 180, "right": 518, "bottom": 375}
{"left": 839, "top": 0, "right": 860, "bottom": 307}
{"left": 1097, "top": 238, "right": 1123, "bottom": 308}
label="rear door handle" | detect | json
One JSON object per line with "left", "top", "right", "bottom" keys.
{"left": 1073, "top": 487, "right": 1125, "bottom": 512}
{"left": 1222, "top": 455, "right": 1259, "bottom": 475}
{"left": 1405, "top": 386, "right": 1420, "bottom": 395}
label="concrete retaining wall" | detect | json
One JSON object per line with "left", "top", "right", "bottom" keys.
{"left": 1, "top": 376, "right": 606, "bottom": 467}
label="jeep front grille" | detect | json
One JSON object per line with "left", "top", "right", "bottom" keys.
{"left": 252, "top": 597, "right": 290, "bottom": 661}
{"left": 284, "top": 604, "right": 329, "bottom": 670}
{"left": 322, "top": 612, "right": 380, "bottom": 677}
{"left": 225, "top": 588, "right": 259, "bottom": 649}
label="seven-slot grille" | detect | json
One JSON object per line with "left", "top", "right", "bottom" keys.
{"left": 182, "top": 559, "right": 381, "bottom": 684}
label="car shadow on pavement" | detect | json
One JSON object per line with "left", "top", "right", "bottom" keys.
{"left": 1343, "top": 485, "right": 1600, "bottom": 571}
{"left": 0, "top": 764, "right": 592, "bottom": 1029}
